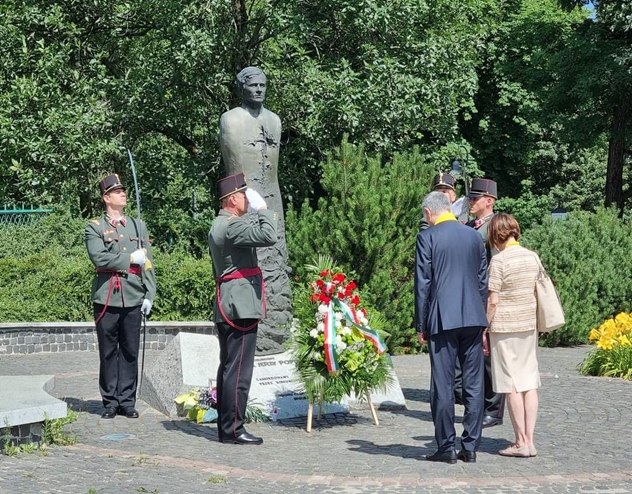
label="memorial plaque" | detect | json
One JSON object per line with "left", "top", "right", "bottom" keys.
{"left": 250, "top": 353, "right": 347, "bottom": 419}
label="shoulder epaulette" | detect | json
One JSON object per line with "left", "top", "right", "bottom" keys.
{"left": 91, "top": 219, "right": 100, "bottom": 225}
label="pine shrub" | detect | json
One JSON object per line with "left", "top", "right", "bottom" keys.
{"left": 285, "top": 138, "right": 435, "bottom": 353}
{"left": 522, "top": 208, "right": 632, "bottom": 346}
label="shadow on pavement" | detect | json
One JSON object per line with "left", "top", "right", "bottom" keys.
{"left": 346, "top": 439, "right": 432, "bottom": 459}
{"left": 161, "top": 418, "right": 219, "bottom": 441}
{"left": 64, "top": 397, "right": 104, "bottom": 416}
{"left": 401, "top": 387, "right": 430, "bottom": 403}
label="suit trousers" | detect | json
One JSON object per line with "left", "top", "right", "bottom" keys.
{"left": 454, "top": 333, "right": 506, "bottom": 417}
{"left": 428, "top": 327, "right": 485, "bottom": 453}
{"left": 216, "top": 320, "right": 258, "bottom": 440}
{"left": 94, "top": 304, "right": 142, "bottom": 409}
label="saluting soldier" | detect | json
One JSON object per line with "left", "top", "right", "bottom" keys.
{"left": 208, "top": 172, "right": 277, "bottom": 445}
{"left": 85, "top": 174, "right": 156, "bottom": 419}
{"left": 465, "top": 178, "right": 506, "bottom": 428}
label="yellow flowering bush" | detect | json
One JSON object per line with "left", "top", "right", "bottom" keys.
{"left": 581, "top": 313, "right": 632, "bottom": 379}
{"left": 588, "top": 313, "right": 632, "bottom": 350}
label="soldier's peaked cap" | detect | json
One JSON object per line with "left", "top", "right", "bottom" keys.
{"left": 432, "top": 172, "right": 456, "bottom": 191}
{"left": 218, "top": 172, "right": 247, "bottom": 200}
{"left": 468, "top": 178, "right": 497, "bottom": 199}
{"left": 99, "top": 174, "right": 125, "bottom": 196}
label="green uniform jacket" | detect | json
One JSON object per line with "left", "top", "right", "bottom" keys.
{"left": 85, "top": 215, "right": 157, "bottom": 307}
{"left": 466, "top": 212, "right": 498, "bottom": 262}
{"left": 208, "top": 209, "right": 278, "bottom": 324}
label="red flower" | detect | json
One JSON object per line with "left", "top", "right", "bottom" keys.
{"left": 332, "top": 273, "right": 345, "bottom": 285}
{"left": 316, "top": 279, "right": 324, "bottom": 288}
{"left": 310, "top": 294, "right": 318, "bottom": 303}
{"left": 345, "top": 281, "right": 356, "bottom": 292}
{"left": 351, "top": 295, "right": 360, "bottom": 306}
{"left": 319, "top": 269, "right": 330, "bottom": 277}
{"left": 319, "top": 294, "right": 331, "bottom": 304}
{"left": 337, "top": 291, "right": 345, "bottom": 300}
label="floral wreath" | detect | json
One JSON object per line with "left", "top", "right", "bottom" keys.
{"left": 291, "top": 256, "right": 393, "bottom": 404}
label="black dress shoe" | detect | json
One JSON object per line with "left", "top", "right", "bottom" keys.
{"left": 425, "top": 450, "right": 457, "bottom": 464}
{"left": 118, "top": 406, "right": 139, "bottom": 418}
{"left": 482, "top": 415, "right": 503, "bottom": 428}
{"left": 457, "top": 449, "right": 477, "bottom": 463}
{"left": 101, "top": 407, "right": 117, "bottom": 419}
{"left": 223, "top": 432, "right": 263, "bottom": 445}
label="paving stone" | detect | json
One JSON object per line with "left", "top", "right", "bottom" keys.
{"left": 1, "top": 346, "right": 632, "bottom": 493}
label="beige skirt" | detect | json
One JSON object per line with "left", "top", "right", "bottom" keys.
{"left": 489, "top": 329, "right": 541, "bottom": 393}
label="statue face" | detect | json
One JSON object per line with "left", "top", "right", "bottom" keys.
{"left": 241, "top": 75, "right": 267, "bottom": 104}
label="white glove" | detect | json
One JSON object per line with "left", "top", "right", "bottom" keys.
{"left": 130, "top": 249, "right": 146, "bottom": 265}
{"left": 245, "top": 188, "right": 267, "bottom": 212}
{"left": 141, "top": 299, "right": 153, "bottom": 316}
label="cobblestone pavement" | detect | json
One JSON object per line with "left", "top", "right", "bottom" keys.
{"left": 1, "top": 346, "right": 632, "bottom": 493}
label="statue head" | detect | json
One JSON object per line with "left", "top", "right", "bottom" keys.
{"left": 236, "top": 67, "right": 267, "bottom": 106}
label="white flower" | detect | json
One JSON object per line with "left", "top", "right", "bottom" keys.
{"left": 341, "top": 327, "right": 352, "bottom": 336}
{"left": 309, "top": 328, "right": 318, "bottom": 338}
{"left": 317, "top": 322, "right": 325, "bottom": 333}
{"left": 359, "top": 316, "right": 368, "bottom": 326}
{"left": 336, "top": 335, "right": 347, "bottom": 351}
{"left": 335, "top": 311, "right": 343, "bottom": 321}
{"left": 318, "top": 304, "right": 328, "bottom": 314}
{"left": 335, "top": 320, "right": 342, "bottom": 329}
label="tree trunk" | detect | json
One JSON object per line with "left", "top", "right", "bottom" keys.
{"left": 606, "top": 95, "right": 631, "bottom": 215}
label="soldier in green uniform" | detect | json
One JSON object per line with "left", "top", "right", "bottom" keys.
{"left": 464, "top": 178, "right": 506, "bottom": 428}
{"left": 85, "top": 174, "right": 156, "bottom": 419}
{"left": 420, "top": 173, "right": 469, "bottom": 231}
{"left": 209, "top": 172, "right": 277, "bottom": 445}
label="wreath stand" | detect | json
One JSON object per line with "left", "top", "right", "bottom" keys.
{"left": 306, "top": 389, "right": 379, "bottom": 432}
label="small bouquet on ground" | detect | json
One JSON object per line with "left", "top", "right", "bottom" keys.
{"left": 580, "top": 312, "right": 632, "bottom": 379}
{"left": 290, "top": 255, "right": 393, "bottom": 407}
{"left": 174, "top": 387, "right": 270, "bottom": 424}
{"left": 174, "top": 385, "right": 218, "bottom": 424}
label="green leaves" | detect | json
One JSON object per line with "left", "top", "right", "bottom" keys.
{"left": 523, "top": 208, "right": 632, "bottom": 346}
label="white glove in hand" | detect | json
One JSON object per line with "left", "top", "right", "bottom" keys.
{"left": 245, "top": 188, "right": 267, "bottom": 212}
{"left": 130, "top": 249, "right": 146, "bottom": 265}
{"left": 141, "top": 299, "right": 152, "bottom": 316}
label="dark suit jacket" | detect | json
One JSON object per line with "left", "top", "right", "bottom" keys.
{"left": 414, "top": 218, "right": 489, "bottom": 336}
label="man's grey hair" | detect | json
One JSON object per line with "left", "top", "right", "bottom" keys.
{"left": 236, "top": 66, "right": 266, "bottom": 91}
{"left": 422, "top": 191, "right": 452, "bottom": 215}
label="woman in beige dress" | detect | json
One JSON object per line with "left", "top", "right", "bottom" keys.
{"left": 486, "top": 213, "right": 541, "bottom": 458}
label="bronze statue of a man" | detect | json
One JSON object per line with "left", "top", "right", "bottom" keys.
{"left": 219, "top": 67, "right": 292, "bottom": 354}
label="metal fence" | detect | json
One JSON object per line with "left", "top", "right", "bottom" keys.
{"left": 0, "top": 205, "right": 53, "bottom": 228}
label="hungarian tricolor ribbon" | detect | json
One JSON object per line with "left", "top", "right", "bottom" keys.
{"left": 322, "top": 298, "right": 387, "bottom": 375}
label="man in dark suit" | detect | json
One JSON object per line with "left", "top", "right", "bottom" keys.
{"left": 415, "top": 191, "right": 489, "bottom": 464}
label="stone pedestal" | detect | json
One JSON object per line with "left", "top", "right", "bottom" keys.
{"left": 140, "top": 332, "right": 221, "bottom": 417}
{"left": 141, "top": 334, "right": 406, "bottom": 419}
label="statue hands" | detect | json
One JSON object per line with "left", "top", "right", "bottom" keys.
{"left": 246, "top": 188, "right": 267, "bottom": 212}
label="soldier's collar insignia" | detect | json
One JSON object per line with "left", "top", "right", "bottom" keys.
{"left": 106, "top": 215, "right": 127, "bottom": 227}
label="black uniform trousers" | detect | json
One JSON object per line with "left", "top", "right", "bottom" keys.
{"left": 94, "top": 304, "right": 142, "bottom": 409}
{"left": 428, "top": 327, "right": 485, "bottom": 453}
{"left": 455, "top": 333, "right": 506, "bottom": 418}
{"left": 216, "top": 320, "right": 258, "bottom": 441}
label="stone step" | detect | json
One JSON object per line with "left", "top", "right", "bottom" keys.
{"left": 0, "top": 375, "right": 67, "bottom": 428}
